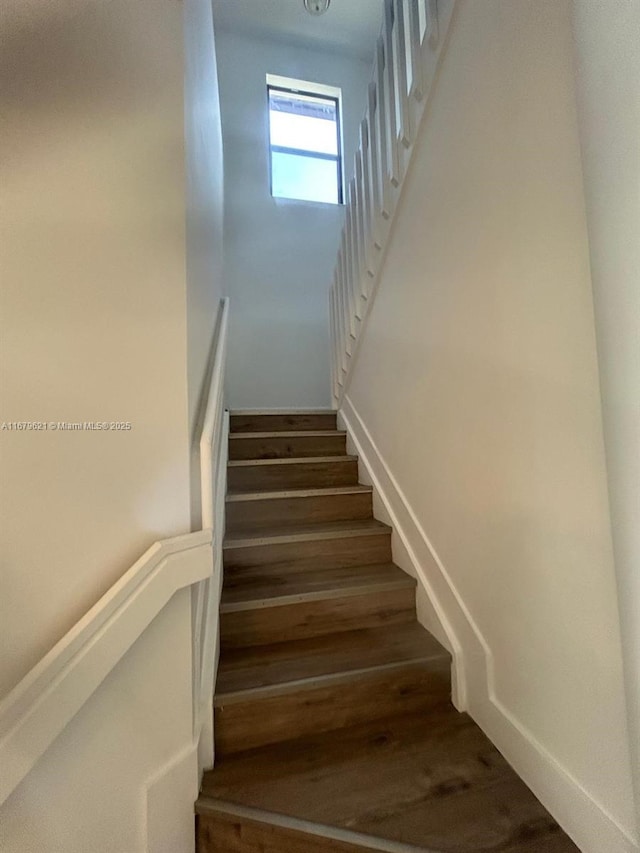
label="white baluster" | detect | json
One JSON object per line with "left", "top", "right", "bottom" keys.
{"left": 347, "top": 185, "right": 360, "bottom": 322}
{"left": 355, "top": 150, "right": 370, "bottom": 299}
{"left": 341, "top": 234, "right": 355, "bottom": 352}
{"left": 426, "top": 0, "right": 439, "bottom": 46}
{"left": 393, "top": 0, "right": 412, "bottom": 148}
{"left": 375, "top": 37, "right": 393, "bottom": 220}
{"left": 330, "top": 286, "right": 340, "bottom": 393}
{"left": 406, "top": 0, "right": 424, "bottom": 100}
{"left": 383, "top": 0, "right": 401, "bottom": 188}
{"left": 360, "top": 115, "right": 376, "bottom": 277}
{"left": 367, "top": 82, "right": 383, "bottom": 250}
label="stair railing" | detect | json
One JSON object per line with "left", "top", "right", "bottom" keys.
{"left": 194, "top": 296, "right": 230, "bottom": 770}
{"left": 329, "top": 0, "right": 458, "bottom": 400}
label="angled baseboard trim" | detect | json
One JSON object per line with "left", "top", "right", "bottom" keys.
{"left": 339, "top": 394, "right": 638, "bottom": 853}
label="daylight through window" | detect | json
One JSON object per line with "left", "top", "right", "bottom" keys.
{"left": 267, "top": 79, "right": 343, "bottom": 205}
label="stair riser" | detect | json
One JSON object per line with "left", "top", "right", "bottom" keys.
{"left": 229, "top": 434, "right": 346, "bottom": 461}
{"left": 215, "top": 665, "right": 451, "bottom": 755}
{"left": 228, "top": 460, "right": 358, "bottom": 491}
{"left": 230, "top": 413, "right": 337, "bottom": 433}
{"left": 226, "top": 491, "right": 373, "bottom": 532}
{"left": 197, "top": 811, "right": 376, "bottom": 853}
{"left": 220, "top": 587, "right": 415, "bottom": 649}
{"left": 224, "top": 533, "right": 392, "bottom": 574}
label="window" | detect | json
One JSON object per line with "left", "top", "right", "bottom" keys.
{"left": 267, "top": 75, "right": 343, "bottom": 205}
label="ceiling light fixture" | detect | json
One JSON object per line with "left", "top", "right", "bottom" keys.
{"left": 304, "top": 0, "right": 331, "bottom": 16}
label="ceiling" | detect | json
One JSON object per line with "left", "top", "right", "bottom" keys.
{"left": 212, "top": 0, "right": 382, "bottom": 63}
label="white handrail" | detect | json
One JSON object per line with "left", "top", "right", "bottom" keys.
{"left": 0, "top": 530, "right": 213, "bottom": 806}
{"left": 194, "top": 296, "right": 230, "bottom": 769}
{"left": 330, "top": 0, "right": 458, "bottom": 400}
{"left": 200, "top": 297, "right": 230, "bottom": 531}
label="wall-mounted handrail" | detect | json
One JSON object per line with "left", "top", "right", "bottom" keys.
{"left": 195, "top": 296, "right": 230, "bottom": 768}
{"left": 200, "top": 297, "right": 229, "bottom": 532}
{"left": 0, "top": 531, "right": 213, "bottom": 806}
{"left": 330, "top": 0, "right": 458, "bottom": 400}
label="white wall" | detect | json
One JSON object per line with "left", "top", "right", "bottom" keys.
{"left": 0, "top": 0, "right": 193, "bottom": 699}
{"left": 571, "top": 0, "right": 640, "bottom": 829}
{"left": 0, "top": 590, "right": 198, "bottom": 853}
{"left": 0, "top": 3, "right": 222, "bottom": 849}
{"left": 0, "top": 0, "right": 227, "bottom": 696}
{"left": 214, "top": 29, "right": 371, "bottom": 409}
{"left": 184, "top": 0, "right": 226, "bottom": 528}
{"left": 344, "top": 0, "right": 637, "bottom": 849}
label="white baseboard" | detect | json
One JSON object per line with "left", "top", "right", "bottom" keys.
{"left": 339, "top": 394, "right": 639, "bottom": 853}
{"left": 472, "top": 697, "right": 639, "bottom": 853}
{"left": 339, "top": 395, "right": 489, "bottom": 711}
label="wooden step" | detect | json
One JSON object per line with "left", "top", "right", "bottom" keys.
{"left": 220, "top": 564, "right": 416, "bottom": 649}
{"left": 225, "top": 485, "right": 374, "bottom": 533}
{"left": 202, "top": 711, "right": 580, "bottom": 853}
{"left": 214, "top": 626, "right": 451, "bottom": 754}
{"left": 217, "top": 623, "right": 444, "bottom": 694}
{"left": 230, "top": 411, "right": 337, "bottom": 434}
{"left": 215, "top": 660, "right": 450, "bottom": 756}
{"left": 223, "top": 520, "right": 392, "bottom": 574}
{"left": 228, "top": 456, "right": 358, "bottom": 492}
{"left": 229, "top": 430, "right": 347, "bottom": 460}
{"left": 221, "top": 562, "right": 412, "bottom": 606}
{"left": 196, "top": 800, "right": 433, "bottom": 853}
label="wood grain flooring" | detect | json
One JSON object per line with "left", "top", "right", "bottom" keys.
{"left": 201, "top": 710, "right": 580, "bottom": 853}
{"left": 225, "top": 486, "right": 373, "bottom": 532}
{"left": 228, "top": 456, "right": 359, "bottom": 491}
{"left": 229, "top": 431, "right": 347, "bottom": 460}
{"left": 229, "top": 412, "right": 338, "bottom": 433}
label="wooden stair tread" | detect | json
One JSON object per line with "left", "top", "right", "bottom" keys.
{"left": 229, "top": 430, "right": 347, "bottom": 439}
{"left": 230, "top": 410, "right": 336, "bottom": 416}
{"left": 220, "top": 563, "right": 415, "bottom": 610}
{"left": 224, "top": 518, "right": 390, "bottom": 549}
{"left": 216, "top": 623, "right": 449, "bottom": 696}
{"left": 196, "top": 799, "right": 439, "bottom": 853}
{"left": 226, "top": 485, "right": 373, "bottom": 502}
{"left": 229, "top": 411, "right": 338, "bottom": 434}
{"left": 201, "top": 710, "right": 579, "bottom": 853}
{"left": 228, "top": 455, "right": 356, "bottom": 467}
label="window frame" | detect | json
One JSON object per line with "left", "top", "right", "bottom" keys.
{"left": 266, "top": 81, "right": 344, "bottom": 206}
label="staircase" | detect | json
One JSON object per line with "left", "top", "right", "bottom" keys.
{"left": 195, "top": 411, "right": 579, "bottom": 853}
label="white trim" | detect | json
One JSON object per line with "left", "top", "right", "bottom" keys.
{"left": 339, "top": 395, "right": 483, "bottom": 710}
{"left": 200, "top": 298, "right": 229, "bottom": 532}
{"left": 340, "top": 394, "right": 640, "bottom": 853}
{"left": 195, "top": 298, "right": 230, "bottom": 771}
{"left": 197, "top": 409, "right": 229, "bottom": 772}
{"left": 266, "top": 73, "right": 340, "bottom": 100}
{"left": 0, "top": 531, "right": 212, "bottom": 806}
{"left": 330, "top": 0, "right": 460, "bottom": 402}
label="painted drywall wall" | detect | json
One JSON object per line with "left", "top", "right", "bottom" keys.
{"left": 184, "top": 0, "right": 226, "bottom": 528}
{"left": 0, "top": 590, "right": 197, "bottom": 853}
{"left": 0, "top": 0, "right": 190, "bottom": 697}
{"left": 345, "top": 0, "right": 637, "bottom": 848}
{"left": 571, "top": 0, "right": 640, "bottom": 829}
{"left": 214, "top": 28, "right": 371, "bottom": 408}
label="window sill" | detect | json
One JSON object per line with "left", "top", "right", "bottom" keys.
{"left": 272, "top": 195, "right": 344, "bottom": 210}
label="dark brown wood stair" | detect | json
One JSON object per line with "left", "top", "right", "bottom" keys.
{"left": 196, "top": 410, "right": 579, "bottom": 853}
